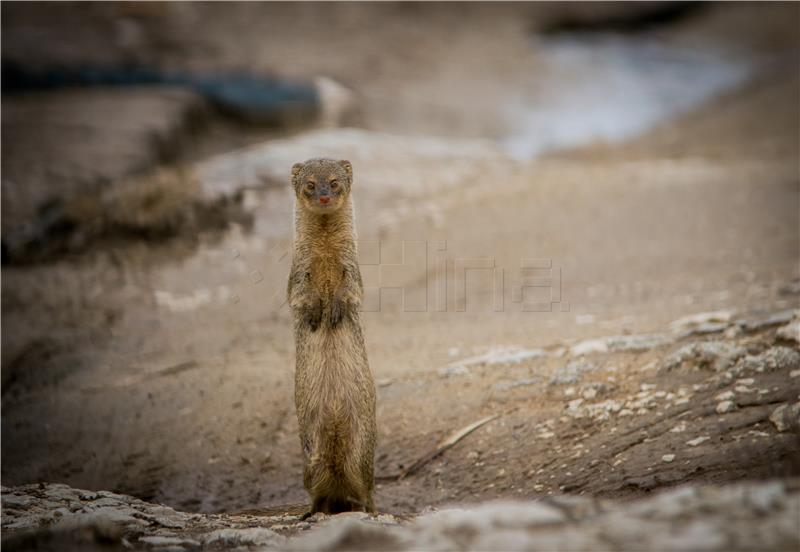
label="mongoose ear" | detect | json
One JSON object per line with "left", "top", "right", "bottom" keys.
{"left": 339, "top": 160, "right": 353, "bottom": 179}
{"left": 291, "top": 162, "right": 304, "bottom": 179}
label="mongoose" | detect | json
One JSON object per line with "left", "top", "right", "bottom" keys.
{"left": 288, "top": 158, "right": 376, "bottom": 517}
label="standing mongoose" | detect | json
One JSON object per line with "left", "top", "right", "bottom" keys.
{"left": 288, "top": 158, "right": 376, "bottom": 517}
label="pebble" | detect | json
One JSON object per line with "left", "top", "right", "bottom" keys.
{"left": 662, "top": 454, "right": 676, "bottom": 463}
{"left": 776, "top": 320, "right": 799, "bottom": 343}
{"left": 687, "top": 436, "right": 710, "bottom": 447}
{"left": 715, "top": 400, "right": 735, "bottom": 414}
{"left": 769, "top": 403, "right": 800, "bottom": 433}
{"left": 715, "top": 390, "right": 735, "bottom": 401}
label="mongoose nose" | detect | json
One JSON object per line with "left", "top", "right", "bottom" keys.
{"left": 319, "top": 196, "right": 331, "bottom": 204}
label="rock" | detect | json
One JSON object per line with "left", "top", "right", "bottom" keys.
{"left": 494, "top": 378, "right": 543, "bottom": 391}
{"left": 570, "top": 338, "right": 610, "bottom": 356}
{"left": 662, "top": 454, "right": 676, "bottom": 463}
{"left": 438, "top": 365, "right": 470, "bottom": 377}
{"left": 195, "top": 127, "right": 514, "bottom": 226}
{"left": 715, "top": 390, "right": 735, "bottom": 401}
{"left": 570, "top": 333, "right": 671, "bottom": 357}
{"left": 1, "top": 494, "right": 34, "bottom": 508}
{"left": 687, "top": 436, "right": 710, "bottom": 447}
{"left": 745, "top": 481, "right": 785, "bottom": 513}
{"left": 776, "top": 320, "right": 800, "bottom": 343}
{"left": 286, "top": 517, "right": 400, "bottom": 551}
{"left": 661, "top": 342, "right": 746, "bottom": 372}
{"left": 3, "top": 481, "right": 799, "bottom": 551}
{"left": 203, "top": 527, "right": 285, "bottom": 547}
{"left": 769, "top": 403, "right": 800, "bottom": 433}
{"left": 550, "top": 358, "right": 597, "bottom": 385}
{"left": 737, "top": 310, "right": 796, "bottom": 333}
{"left": 139, "top": 535, "right": 201, "bottom": 547}
{"left": 716, "top": 400, "right": 736, "bottom": 414}
{"left": 736, "top": 347, "right": 800, "bottom": 374}
{"left": 442, "top": 346, "right": 547, "bottom": 378}
{"left": 670, "top": 310, "right": 734, "bottom": 335}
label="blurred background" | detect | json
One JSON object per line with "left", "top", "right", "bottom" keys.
{"left": 2, "top": 0, "right": 799, "bottom": 535}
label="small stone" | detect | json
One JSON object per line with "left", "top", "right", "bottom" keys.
{"left": 686, "top": 436, "right": 710, "bottom": 447}
{"left": 777, "top": 321, "right": 800, "bottom": 343}
{"left": 662, "top": 454, "right": 676, "bottom": 463}
{"left": 716, "top": 400, "right": 736, "bottom": 414}
{"left": 790, "top": 369, "right": 800, "bottom": 378}
{"left": 567, "top": 398, "right": 584, "bottom": 411}
{"left": 715, "top": 390, "right": 735, "bottom": 401}
{"left": 724, "top": 325, "right": 742, "bottom": 339}
{"left": 770, "top": 403, "right": 800, "bottom": 433}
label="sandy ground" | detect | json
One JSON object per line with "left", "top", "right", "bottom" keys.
{"left": 2, "top": 1, "right": 799, "bottom": 539}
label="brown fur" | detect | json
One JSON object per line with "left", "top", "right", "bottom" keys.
{"left": 288, "top": 158, "right": 376, "bottom": 517}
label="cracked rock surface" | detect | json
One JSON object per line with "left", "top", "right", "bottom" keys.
{"left": 3, "top": 480, "right": 799, "bottom": 551}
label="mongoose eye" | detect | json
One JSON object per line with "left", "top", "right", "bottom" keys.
{"left": 330, "top": 180, "right": 339, "bottom": 190}
{"left": 305, "top": 182, "right": 315, "bottom": 191}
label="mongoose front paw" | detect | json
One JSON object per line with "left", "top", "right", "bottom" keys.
{"left": 302, "top": 301, "right": 323, "bottom": 331}
{"left": 329, "top": 298, "right": 353, "bottom": 328}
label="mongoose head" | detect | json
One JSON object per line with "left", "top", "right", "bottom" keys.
{"left": 291, "top": 158, "right": 353, "bottom": 215}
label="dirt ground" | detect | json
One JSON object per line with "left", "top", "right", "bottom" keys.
{"left": 2, "top": 0, "right": 799, "bottom": 532}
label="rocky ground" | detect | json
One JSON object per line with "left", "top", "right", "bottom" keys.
{"left": 2, "top": 478, "right": 799, "bottom": 551}
{"left": 2, "top": 2, "right": 799, "bottom": 551}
